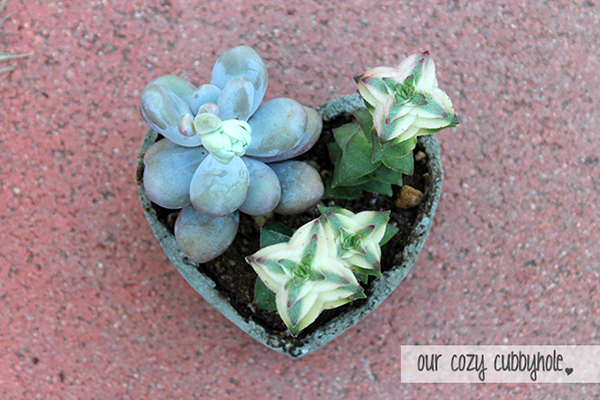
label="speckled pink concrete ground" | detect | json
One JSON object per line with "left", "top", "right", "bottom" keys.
{"left": 1, "top": 0, "right": 599, "bottom": 398}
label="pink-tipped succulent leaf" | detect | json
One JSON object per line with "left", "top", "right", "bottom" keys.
{"left": 356, "top": 51, "right": 459, "bottom": 144}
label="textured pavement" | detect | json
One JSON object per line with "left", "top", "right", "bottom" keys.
{"left": 1, "top": 0, "right": 599, "bottom": 398}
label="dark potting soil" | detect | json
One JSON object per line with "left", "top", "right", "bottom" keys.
{"left": 147, "top": 113, "right": 429, "bottom": 338}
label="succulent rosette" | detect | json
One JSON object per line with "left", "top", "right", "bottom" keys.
{"left": 246, "top": 218, "right": 366, "bottom": 336}
{"left": 140, "top": 46, "right": 324, "bottom": 263}
{"left": 355, "top": 51, "right": 459, "bottom": 146}
{"left": 318, "top": 206, "right": 389, "bottom": 278}
{"left": 247, "top": 206, "right": 394, "bottom": 335}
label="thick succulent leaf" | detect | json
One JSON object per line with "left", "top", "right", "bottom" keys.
{"left": 380, "top": 224, "right": 399, "bottom": 246}
{"left": 333, "top": 123, "right": 380, "bottom": 186}
{"left": 316, "top": 286, "right": 365, "bottom": 308}
{"left": 287, "top": 218, "right": 326, "bottom": 251}
{"left": 143, "top": 145, "right": 209, "bottom": 209}
{"left": 189, "top": 154, "right": 249, "bottom": 217}
{"left": 247, "top": 247, "right": 293, "bottom": 289}
{"left": 239, "top": 157, "right": 281, "bottom": 216}
{"left": 264, "top": 219, "right": 294, "bottom": 237}
{"left": 358, "top": 179, "right": 393, "bottom": 196}
{"left": 384, "top": 94, "right": 411, "bottom": 122}
{"left": 355, "top": 66, "right": 398, "bottom": 107}
{"left": 190, "top": 84, "right": 221, "bottom": 115}
{"left": 371, "top": 127, "right": 417, "bottom": 163}
{"left": 174, "top": 206, "right": 239, "bottom": 263}
{"left": 311, "top": 261, "right": 355, "bottom": 293}
{"left": 278, "top": 290, "right": 319, "bottom": 336}
{"left": 217, "top": 76, "right": 255, "bottom": 121}
{"left": 260, "top": 226, "right": 291, "bottom": 249}
{"left": 405, "top": 89, "right": 429, "bottom": 107}
{"left": 177, "top": 113, "right": 195, "bottom": 137}
{"left": 349, "top": 262, "right": 382, "bottom": 279}
{"left": 149, "top": 75, "right": 196, "bottom": 107}
{"left": 371, "top": 164, "right": 404, "bottom": 186}
{"left": 323, "top": 178, "right": 363, "bottom": 200}
{"left": 329, "top": 140, "right": 372, "bottom": 188}
{"left": 284, "top": 278, "right": 316, "bottom": 309}
{"left": 395, "top": 51, "right": 438, "bottom": 91}
{"left": 327, "top": 141, "right": 343, "bottom": 164}
{"left": 256, "top": 106, "right": 323, "bottom": 163}
{"left": 139, "top": 84, "right": 202, "bottom": 147}
{"left": 246, "top": 98, "right": 307, "bottom": 158}
{"left": 324, "top": 291, "right": 366, "bottom": 307}
{"left": 333, "top": 122, "right": 359, "bottom": 150}
{"left": 412, "top": 117, "right": 457, "bottom": 130}
{"left": 340, "top": 237, "right": 381, "bottom": 273}
{"left": 382, "top": 151, "right": 414, "bottom": 174}
{"left": 143, "top": 137, "right": 180, "bottom": 166}
{"left": 374, "top": 101, "right": 417, "bottom": 142}
{"left": 411, "top": 89, "right": 460, "bottom": 129}
{"left": 254, "top": 278, "right": 277, "bottom": 311}
{"left": 210, "top": 45, "right": 268, "bottom": 114}
{"left": 332, "top": 161, "right": 372, "bottom": 187}
{"left": 387, "top": 125, "right": 420, "bottom": 145}
{"left": 354, "top": 108, "right": 375, "bottom": 143}
{"left": 355, "top": 273, "right": 370, "bottom": 284}
{"left": 269, "top": 161, "right": 324, "bottom": 215}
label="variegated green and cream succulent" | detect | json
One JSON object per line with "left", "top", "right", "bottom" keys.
{"left": 326, "top": 51, "right": 459, "bottom": 199}
{"left": 355, "top": 51, "right": 459, "bottom": 144}
{"left": 246, "top": 206, "right": 396, "bottom": 336}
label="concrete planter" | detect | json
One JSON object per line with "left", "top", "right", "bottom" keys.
{"left": 136, "top": 94, "right": 443, "bottom": 358}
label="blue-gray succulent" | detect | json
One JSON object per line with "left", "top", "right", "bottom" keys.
{"left": 140, "top": 46, "right": 324, "bottom": 263}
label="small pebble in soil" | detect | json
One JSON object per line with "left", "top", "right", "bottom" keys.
{"left": 395, "top": 185, "right": 424, "bottom": 209}
{"left": 415, "top": 151, "right": 427, "bottom": 162}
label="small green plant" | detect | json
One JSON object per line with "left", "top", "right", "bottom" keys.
{"left": 247, "top": 206, "right": 397, "bottom": 336}
{"left": 326, "top": 51, "right": 459, "bottom": 199}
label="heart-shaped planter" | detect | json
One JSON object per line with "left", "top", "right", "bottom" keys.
{"left": 136, "top": 94, "right": 443, "bottom": 358}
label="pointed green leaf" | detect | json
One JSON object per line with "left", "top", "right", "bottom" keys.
{"left": 327, "top": 141, "right": 343, "bottom": 163}
{"left": 333, "top": 123, "right": 360, "bottom": 149}
{"left": 379, "top": 111, "right": 417, "bottom": 142}
{"left": 407, "top": 90, "right": 428, "bottom": 106}
{"left": 380, "top": 223, "right": 399, "bottom": 246}
{"left": 380, "top": 132, "right": 417, "bottom": 151}
{"left": 264, "top": 220, "right": 294, "bottom": 237}
{"left": 324, "top": 178, "right": 363, "bottom": 199}
{"left": 353, "top": 109, "right": 374, "bottom": 143}
{"left": 358, "top": 180, "right": 393, "bottom": 196}
{"left": 333, "top": 128, "right": 380, "bottom": 185}
{"left": 351, "top": 265, "right": 382, "bottom": 279}
{"left": 260, "top": 227, "right": 291, "bottom": 248}
{"left": 284, "top": 279, "right": 314, "bottom": 308}
{"left": 254, "top": 277, "right": 277, "bottom": 311}
{"left": 382, "top": 151, "right": 414, "bottom": 175}
{"left": 412, "top": 89, "right": 450, "bottom": 119}
{"left": 355, "top": 273, "right": 370, "bottom": 284}
{"left": 371, "top": 164, "right": 404, "bottom": 186}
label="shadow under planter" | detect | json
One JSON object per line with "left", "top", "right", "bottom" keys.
{"left": 136, "top": 94, "right": 443, "bottom": 358}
